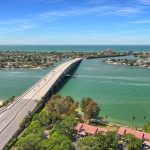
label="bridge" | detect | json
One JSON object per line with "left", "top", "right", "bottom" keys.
{"left": 0, "top": 58, "right": 82, "bottom": 149}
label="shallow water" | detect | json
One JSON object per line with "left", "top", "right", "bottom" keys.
{"left": 59, "top": 59, "right": 150, "bottom": 127}
{"left": 0, "top": 45, "right": 150, "bottom": 126}
{"left": 0, "top": 69, "right": 50, "bottom": 100}
{"left": 0, "top": 59, "right": 149, "bottom": 127}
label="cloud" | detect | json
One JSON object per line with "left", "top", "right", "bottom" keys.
{"left": 0, "top": 4, "right": 144, "bottom": 34}
{"left": 113, "top": 7, "right": 142, "bottom": 15}
{"left": 0, "top": 20, "right": 34, "bottom": 34}
{"left": 37, "top": 5, "right": 142, "bottom": 21}
{"left": 0, "top": 19, "right": 32, "bottom": 25}
{"left": 16, "top": 0, "right": 64, "bottom": 4}
{"left": 139, "top": 0, "right": 150, "bottom": 5}
{"left": 130, "top": 19, "right": 150, "bottom": 24}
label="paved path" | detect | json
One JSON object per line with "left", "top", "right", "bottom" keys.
{"left": 0, "top": 58, "right": 82, "bottom": 150}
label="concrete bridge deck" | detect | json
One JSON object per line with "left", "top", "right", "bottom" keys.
{"left": 0, "top": 58, "right": 82, "bottom": 149}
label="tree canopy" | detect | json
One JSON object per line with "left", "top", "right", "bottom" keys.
{"left": 32, "top": 111, "right": 49, "bottom": 126}
{"left": 77, "top": 131, "right": 118, "bottom": 150}
{"left": 46, "top": 94, "right": 78, "bottom": 118}
{"left": 124, "top": 134, "right": 142, "bottom": 150}
{"left": 81, "top": 97, "right": 100, "bottom": 120}
{"left": 41, "top": 133, "right": 74, "bottom": 150}
{"left": 144, "top": 122, "right": 150, "bottom": 133}
{"left": 22, "top": 121, "right": 44, "bottom": 137}
{"left": 17, "top": 134, "right": 41, "bottom": 150}
{"left": 54, "top": 115, "right": 77, "bottom": 139}
{"left": 15, "top": 95, "right": 103, "bottom": 150}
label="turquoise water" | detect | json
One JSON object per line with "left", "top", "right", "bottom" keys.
{"left": 0, "top": 45, "right": 150, "bottom": 127}
{"left": 0, "top": 69, "right": 50, "bottom": 100}
{"left": 0, "top": 59, "right": 65, "bottom": 100}
{"left": 59, "top": 59, "right": 150, "bottom": 127}
{"left": 0, "top": 45, "right": 150, "bottom": 52}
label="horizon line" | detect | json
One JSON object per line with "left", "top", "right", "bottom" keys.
{"left": 0, "top": 44, "right": 150, "bottom": 46}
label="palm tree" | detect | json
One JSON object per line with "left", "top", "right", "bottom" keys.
{"left": 105, "top": 115, "right": 108, "bottom": 123}
{"left": 131, "top": 115, "right": 136, "bottom": 129}
{"left": 143, "top": 115, "right": 146, "bottom": 124}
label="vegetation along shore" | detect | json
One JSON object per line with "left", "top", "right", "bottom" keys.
{"left": 1, "top": 49, "right": 150, "bottom": 150}
{"left": 5, "top": 94, "right": 150, "bottom": 150}
{"left": 0, "top": 49, "right": 129, "bottom": 69}
{"left": 103, "top": 52, "right": 150, "bottom": 68}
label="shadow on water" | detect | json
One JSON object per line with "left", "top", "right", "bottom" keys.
{"left": 56, "top": 62, "right": 81, "bottom": 93}
{"left": 41, "top": 61, "right": 82, "bottom": 104}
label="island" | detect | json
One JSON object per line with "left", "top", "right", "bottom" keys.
{"left": 0, "top": 49, "right": 129, "bottom": 69}
{"left": 103, "top": 52, "right": 150, "bottom": 68}
{"left": 103, "top": 58, "right": 150, "bottom": 68}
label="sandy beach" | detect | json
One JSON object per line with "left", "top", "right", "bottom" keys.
{"left": 0, "top": 100, "right": 3, "bottom": 106}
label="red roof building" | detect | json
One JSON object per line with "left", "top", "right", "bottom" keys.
{"left": 118, "top": 127, "right": 150, "bottom": 140}
{"left": 75, "top": 123, "right": 83, "bottom": 131}
{"left": 134, "top": 131, "right": 144, "bottom": 139}
{"left": 144, "top": 133, "right": 150, "bottom": 141}
{"left": 118, "top": 127, "right": 126, "bottom": 136}
{"left": 81, "top": 124, "right": 98, "bottom": 135}
{"left": 75, "top": 123, "right": 108, "bottom": 136}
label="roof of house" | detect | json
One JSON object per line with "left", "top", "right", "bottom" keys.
{"left": 75, "top": 123, "right": 108, "bottom": 135}
{"left": 82, "top": 124, "right": 98, "bottom": 135}
{"left": 75, "top": 123, "right": 83, "bottom": 131}
{"left": 134, "top": 131, "right": 144, "bottom": 139}
{"left": 126, "top": 128, "right": 136, "bottom": 135}
{"left": 118, "top": 127, "right": 126, "bottom": 136}
{"left": 118, "top": 127, "right": 147, "bottom": 140}
{"left": 144, "top": 133, "right": 150, "bottom": 141}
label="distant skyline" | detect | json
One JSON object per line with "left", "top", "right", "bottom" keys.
{"left": 0, "top": 0, "right": 150, "bottom": 45}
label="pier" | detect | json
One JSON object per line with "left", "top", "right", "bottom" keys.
{"left": 0, "top": 58, "right": 82, "bottom": 149}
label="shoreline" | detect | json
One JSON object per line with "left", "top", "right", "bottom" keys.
{"left": 77, "top": 108, "right": 143, "bottom": 130}
{"left": 0, "top": 100, "right": 3, "bottom": 106}
{"left": 0, "top": 50, "right": 129, "bottom": 69}
{"left": 0, "top": 99, "right": 144, "bottom": 130}
{"left": 99, "top": 117, "right": 144, "bottom": 130}
{"left": 0, "top": 53, "right": 148, "bottom": 130}
{"left": 107, "top": 121, "right": 143, "bottom": 130}
{"left": 103, "top": 54, "right": 150, "bottom": 69}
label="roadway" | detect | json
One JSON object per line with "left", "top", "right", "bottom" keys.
{"left": 0, "top": 58, "right": 82, "bottom": 150}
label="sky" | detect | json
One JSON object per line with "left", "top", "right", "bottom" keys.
{"left": 0, "top": 0, "right": 150, "bottom": 45}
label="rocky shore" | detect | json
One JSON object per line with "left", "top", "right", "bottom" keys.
{"left": 133, "top": 52, "right": 150, "bottom": 59}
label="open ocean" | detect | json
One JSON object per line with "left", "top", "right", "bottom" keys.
{"left": 0, "top": 45, "right": 150, "bottom": 127}
{"left": 0, "top": 45, "right": 150, "bottom": 52}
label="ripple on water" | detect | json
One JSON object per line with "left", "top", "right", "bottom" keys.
{"left": 59, "top": 59, "right": 150, "bottom": 127}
